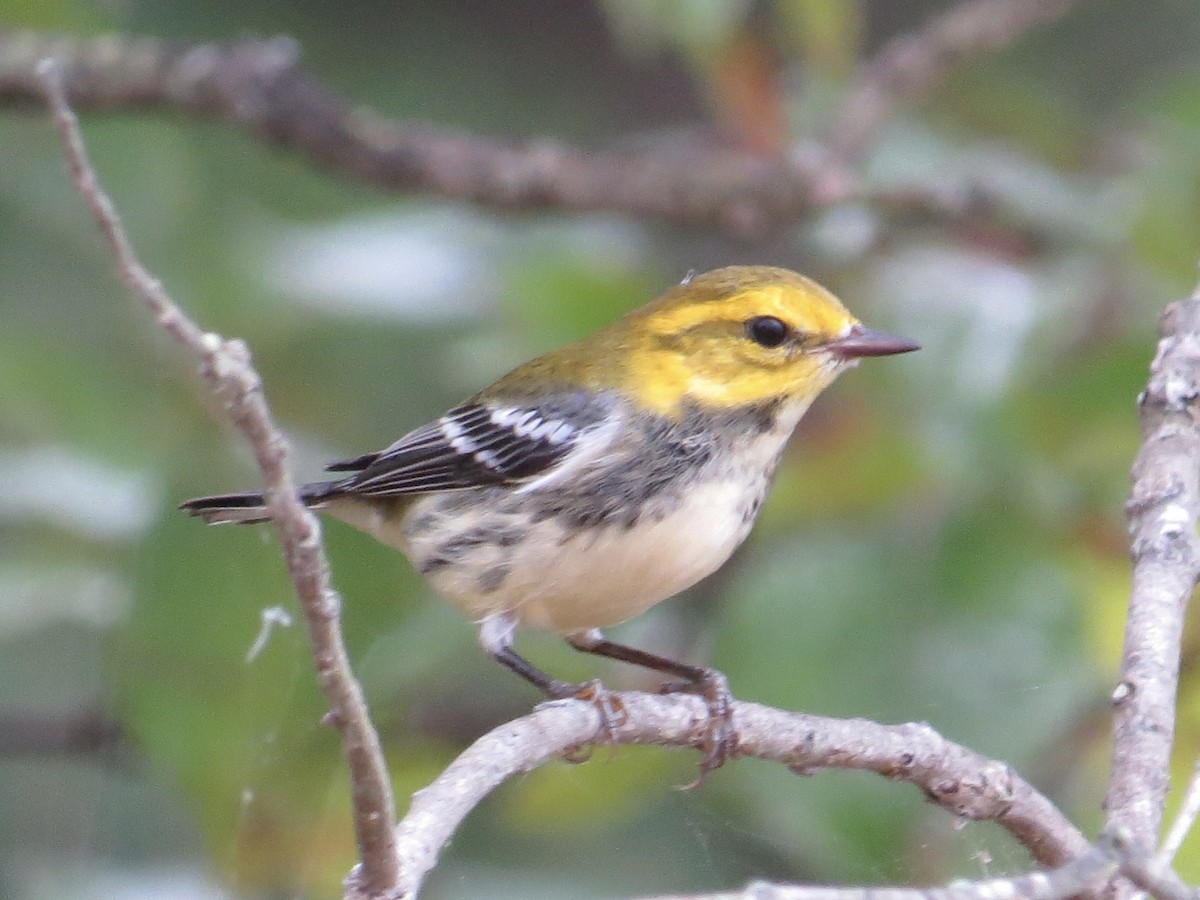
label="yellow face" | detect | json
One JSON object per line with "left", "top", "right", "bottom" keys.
{"left": 619, "top": 267, "right": 861, "bottom": 415}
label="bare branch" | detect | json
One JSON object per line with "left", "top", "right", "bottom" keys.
{"left": 36, "top": 60, "right": 402, "bottom": 897}
{"left": 1105, "top": 288, "right": 1200, "bottom": 860}
{"left": 0, "top": 30, "right": 837, "bottom": 235}
{"left": 367, "top": 693, "right": 1089, "bottom": 899}
{"left": 0, "top": 27, "right": 1074, "bottom": 237}
{"left": 825, "top": 0, "right": 1086, "bottom": 163}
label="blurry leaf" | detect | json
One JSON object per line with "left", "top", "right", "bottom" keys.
{"left": 729, "top": 759, "right": 928, "bottom": 883}
{"left": 505, "top": 748, "right": 671, "bottom": 832}
{"left": 1013, "top": 338, "right": 1146, "bottom": 506}
{"left": 761, "top": 402, "right": 924, "bottom": 530}
{"left": 1145, "top": 69, "right": 1200, "bottom": 130}
{"left": 599, "top": 0, "right": 752, "bottom": 59}
{"left": 504, "top": 250, "right": 656, "bottom": 350}
{"left": 1130, "top": 132, "right": 1200, "bottom": 287}
{"left": 937, "top": 65, "right": 1091, "bottom": 167}
{"left": 710, "top": 28, "right": 788, "bottom": 156}
{"left": 0, "top": 1, "right": 108, "bottom": 34}
{"left": 777, "top": 0, "right": 863, "bottom": 80}
{"left": 1075, "top": 545, "right": 1130, "bottom": 680}
{"left": 118, "top": 501, "right": 352, "bottom": 893}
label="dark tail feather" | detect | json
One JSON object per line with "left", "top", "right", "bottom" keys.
{"left": 179, "top": 491, "right": 270, "bottom": 524}
{"left": 325, "top": 451, "right": 378, "bottom": 472}
{"left": 180, "top": 481, "right": 340, "bottom": 525}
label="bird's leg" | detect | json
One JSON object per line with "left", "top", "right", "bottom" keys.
{"left": 478, "top": 615, "right": 626, "bottom": 747}
{"left": 566, "top": 629, "right": 736, "bottom": 787}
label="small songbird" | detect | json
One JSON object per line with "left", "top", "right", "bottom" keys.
{"left": 182, "top": 265, "right": 918, "bottom": 781}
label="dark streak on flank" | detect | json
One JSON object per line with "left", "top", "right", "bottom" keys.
{"left": 477, "top": 565, "right": 510, "bottom": 594}
{"left": 418, "top": 521, "right": 525, "bottom": 575}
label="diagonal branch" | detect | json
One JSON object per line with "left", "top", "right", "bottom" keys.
{"left": 1105, "top": 287, "right": 1200, "bottom": 857}
{"left": 36, "top": 60, "right": 403, "bottom": 898}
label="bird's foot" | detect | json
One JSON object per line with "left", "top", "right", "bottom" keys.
{"left": 543, "top": 679, "right": 627, "bottom": 762}
{"left": 658, "top": 668, "right": 736, "bottom": 789}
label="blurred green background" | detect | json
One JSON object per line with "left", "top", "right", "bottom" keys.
{"left": 3, "top": 0, "right": 1200, "bottom": 897}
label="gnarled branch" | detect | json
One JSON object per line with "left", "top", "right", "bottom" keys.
{"left": 1105, "top": 288, "right": 1200, "bottom": 859}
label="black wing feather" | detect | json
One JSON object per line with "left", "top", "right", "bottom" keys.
{"left": 324, "top": 395, "right": 609, "bottom": 498}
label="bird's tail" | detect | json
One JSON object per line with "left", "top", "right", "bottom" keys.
{"left": 179, "top": 481, "right": 340, "bottom": 525}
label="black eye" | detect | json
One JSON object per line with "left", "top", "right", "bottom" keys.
{"left": 745, "top": 315, "right": 790, "bottom": 348}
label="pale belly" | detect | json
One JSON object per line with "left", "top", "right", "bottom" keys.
{"left": 443, "top": 478, "right": 755, "bottom": 632}
{"left": 329, "top": 476, "right": 762, "bottom": 634}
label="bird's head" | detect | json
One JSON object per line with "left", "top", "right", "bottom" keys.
{"left": 613, "top": 266, "right": 919, "bottom": 416}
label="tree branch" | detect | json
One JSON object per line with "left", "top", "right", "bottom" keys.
{"left": 36, "top": 61, "right": 403, "bottom": 898}
{"left": 365, "top": 693, "right": 1090, "bottom": 900}
{"left": 1105, "top": 286, "right": 1200, "bottom": 862}
{"left": 0, "top": 30, "right": 835, "bottom": 234}
{"left": 0, "top": 14, "right": 1079, "bottom": 237}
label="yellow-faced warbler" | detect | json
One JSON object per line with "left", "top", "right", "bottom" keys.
{"left": 183, "top": 265, "right": 918, "bottom": 781}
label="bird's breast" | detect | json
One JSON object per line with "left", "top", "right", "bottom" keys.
{"left": 402, "top": 473, "right": 768, "bottom": 633}
{"left": 385, "top": 410, "right": 799, "bottom": 634}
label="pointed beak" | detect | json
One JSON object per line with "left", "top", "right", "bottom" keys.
{"left": 826, "top": 324, "right": 920, "bottom": 360}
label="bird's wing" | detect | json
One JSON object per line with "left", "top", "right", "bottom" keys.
{"left": 325, "top": 393, "right": 615, "bottom": 497}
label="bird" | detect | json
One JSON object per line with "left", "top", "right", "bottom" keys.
{"left": 181, "top": 265, "right": 918, "bottom": 782}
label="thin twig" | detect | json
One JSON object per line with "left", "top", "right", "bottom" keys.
{"left": 36, "top": 59, "right": 402, "bottom": 897}
{"left": 1157, "top": 762, "right": 1200, "bottom": 867}
{"left": 1116, "top": 854, "right": 1198, "bottom": 900}
{"left": 1105, "top": 288, "right": 1200, "bottom": 864}
{"left": 368, "top": 694, "right": 1090, "bottom": 900}
{"left": 825, "top": 0, "right": 1086, "bottom": 163}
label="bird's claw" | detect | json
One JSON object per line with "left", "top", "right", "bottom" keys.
{"left": 544, "top": 679, "right": 628, "bottom": 762}
{"left": 659, "top": 668, "right": 737, "bottom": 789}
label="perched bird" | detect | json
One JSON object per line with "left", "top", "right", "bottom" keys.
{"left": 182, "top": 265, "right": 918, "bottom": 781}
